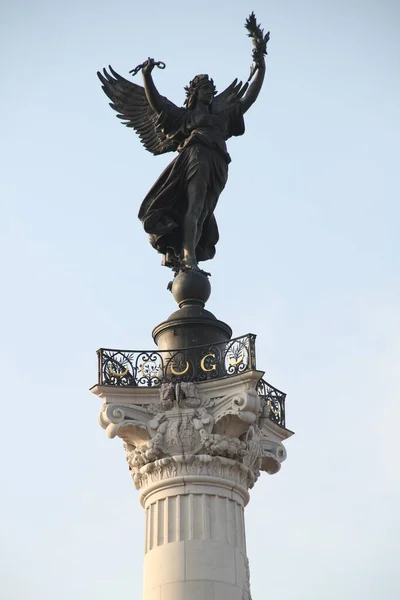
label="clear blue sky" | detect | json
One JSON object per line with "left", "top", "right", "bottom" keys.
{"left": 1, "top": 1, "right": 399, "bottom": 598}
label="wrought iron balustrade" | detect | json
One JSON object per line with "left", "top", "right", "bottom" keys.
{"left": 97, "top": 334, "right": 286, "bottom": 428}
{"left": 257, "top": 378, "right": 286, "bottom": 428}
{"left": 97, "top": 334, "right": 257, "bottom": 388}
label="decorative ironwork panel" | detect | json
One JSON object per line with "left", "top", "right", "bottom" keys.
{"left": 97, "top": 334, "right": 256, "bottom": 388}
{"left": 97, "top": 335, "right": 286, "bottom": 428}
{"left": 257, "top": 378, "right": 286, "bottom": 428}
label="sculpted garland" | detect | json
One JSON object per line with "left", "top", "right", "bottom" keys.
{"left": 98, "top": 13, "right": 269, "bottom": 272}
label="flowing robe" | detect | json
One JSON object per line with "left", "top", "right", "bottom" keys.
{"left": 138, "top": 101, "right": 245, "bottom": 265}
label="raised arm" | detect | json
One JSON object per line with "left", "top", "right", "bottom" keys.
{"left": 239, "top": 12, "right": 269, "bottom": 114}
{"left": 240, "top": 57, "right": 266, "bottom": 114}
{"left": 142, "top": 59, "right": 165, "bottom": 114}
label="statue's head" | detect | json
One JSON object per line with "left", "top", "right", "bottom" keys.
{"left": 184, "top": 74, "right": 217, "bottom": 110}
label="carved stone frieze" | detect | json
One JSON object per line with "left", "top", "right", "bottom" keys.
{"left": 127, "top": 453, "right": 258, "bottom": 492}
{"left": 97, "top": 376, "right": 290, "bottom": 491}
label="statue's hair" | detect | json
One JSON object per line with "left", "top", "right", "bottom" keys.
{"left": 184, "top": 74, "right": 217, "bottom": 110}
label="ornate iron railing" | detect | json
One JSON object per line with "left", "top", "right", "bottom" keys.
{"left": 96, "top": 334, "right": 286, "bottom": 428}
{"left": 97, "top": 334, "right": 257, "bottom": 387}
{"left": 257, "top": 378, "right": 286, "bottom": 428}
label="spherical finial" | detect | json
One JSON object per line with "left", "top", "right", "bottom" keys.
{"left": 170, "top": 270, "right": 211, "bottom": 308}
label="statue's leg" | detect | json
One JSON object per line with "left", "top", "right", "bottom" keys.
{"left": 183, "top": 174, "right": 207, "bottom": 268}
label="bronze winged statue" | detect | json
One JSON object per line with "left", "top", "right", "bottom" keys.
{"left": 98, "top": 13, "right": 269, "bottom": 272}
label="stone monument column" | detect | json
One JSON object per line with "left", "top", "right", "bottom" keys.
{"left": 92, "top": 331, "right": 292, "bottom": 600}
{"left": 94, "top": 14, "right": 289, "bottom": 598}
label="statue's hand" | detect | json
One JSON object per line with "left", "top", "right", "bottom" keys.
{"left": 245, "top": 12, "right": 269, "bottom": 81}
{"left": 142, "top": 58, "right": 156, "bottom": 77}
{"left": 254, "top": 53, "right": 266, "bottom": 69}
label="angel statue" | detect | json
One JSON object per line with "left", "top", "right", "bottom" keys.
{"left": 98, "top": 13, "right": 269, "bottom": 272}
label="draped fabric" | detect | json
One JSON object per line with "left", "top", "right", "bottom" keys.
{"left": 138, "top": 102, "right": 245, "bottom": 264}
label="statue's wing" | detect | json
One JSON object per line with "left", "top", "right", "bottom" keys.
{"left": 212, "top": 78, "right": 249, "bottom": 113}
{"left": 97, "top": 66, "right": 182, "bottom": 155}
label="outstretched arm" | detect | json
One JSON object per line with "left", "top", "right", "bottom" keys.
{"left": 240, "top": 13, "right": 269, "bottom": 114}
{"left": 142, "top": 59, "right": 165, "bottom": 114}
{"left": 240, "top": 57, "right": 266, "bottom": 114}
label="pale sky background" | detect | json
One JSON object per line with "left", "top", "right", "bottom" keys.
{"left": 1, "top": 0, "right": 399, "bottom": 598}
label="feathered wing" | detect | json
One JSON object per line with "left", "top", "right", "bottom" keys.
{"left": 212, "top": 78, "right": 249, "bottom": 113}
{"left": 97, "top": 66, "right": 183, "bottom": 156}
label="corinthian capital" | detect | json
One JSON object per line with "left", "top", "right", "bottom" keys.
{"left": 93, "top": 370, "right": 292, "bottom": 491}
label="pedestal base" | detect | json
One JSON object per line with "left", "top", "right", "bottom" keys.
{"left": 153, "top": 305, "right": 232, "bottom": 350}
{"left": 154, "top": 268, "right": 232, "bottom": 350}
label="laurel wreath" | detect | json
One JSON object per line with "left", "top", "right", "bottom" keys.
{"left": 245, "top": 12, "right": 270, "bottom": 81}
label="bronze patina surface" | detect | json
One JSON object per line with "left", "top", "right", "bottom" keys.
{"left": 98, "top": 13, "right": 269, "bottom": 274}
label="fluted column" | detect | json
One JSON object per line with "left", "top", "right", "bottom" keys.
{"left": 141, "top": 458, "right": 250, "bottom": 600}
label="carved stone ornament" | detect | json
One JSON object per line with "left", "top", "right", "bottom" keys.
{"left": 97, "top": 375, "right": 291, "bottom": 493}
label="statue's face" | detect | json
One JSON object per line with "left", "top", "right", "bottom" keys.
{"left": 196, "top": 83, "right": 214, "bottom": 106}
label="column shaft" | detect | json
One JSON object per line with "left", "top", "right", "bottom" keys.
{"left": 142, "top": 481, "right": 250, "bottom": 600}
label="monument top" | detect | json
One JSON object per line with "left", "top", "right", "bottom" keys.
{"left": 94, "top": 18, "right": 293, "bottom": 599}
{"left": 97, "top": 12, "right": 269, "bottom": 276}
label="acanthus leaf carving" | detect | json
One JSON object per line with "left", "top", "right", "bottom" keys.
{"left": 99, "top": 380, "right": 287, "bottom": 491}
